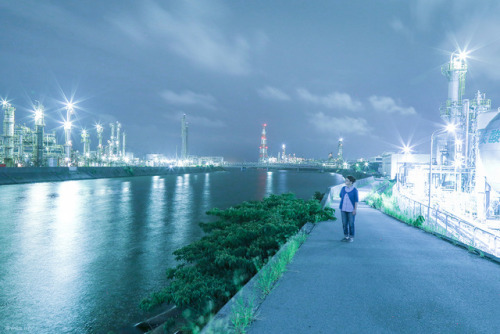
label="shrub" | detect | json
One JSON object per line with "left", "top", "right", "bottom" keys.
{"left": 140, "top": 193, "right": 335, "bottom": 332}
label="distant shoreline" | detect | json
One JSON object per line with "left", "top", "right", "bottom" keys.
{"left": 0, "top": 166, "right": 224, "bottom": 186}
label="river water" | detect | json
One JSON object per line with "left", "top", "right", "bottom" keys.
{"left": 0, "top": 169, "right": 343, "bottom": 333}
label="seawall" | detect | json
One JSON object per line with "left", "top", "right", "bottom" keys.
{"left": 0, "top": 166, "right": 223, "bottom": 185}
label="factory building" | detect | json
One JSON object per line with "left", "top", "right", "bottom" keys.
{"left": 1, "top": 100, "right": 129, "bottom": 167}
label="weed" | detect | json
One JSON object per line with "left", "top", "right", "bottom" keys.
{"left": 230, "top": 296, "right": 255, "bottom": 334}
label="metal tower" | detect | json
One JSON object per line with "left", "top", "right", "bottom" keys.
{"left": 96, "top": 124, "right": 104, "bottom": 164}
{"left": 109, "top": 122, "right": 115, "bottom": 157}
{"left": 2, "top": 100, "right": 15, "bottom": 167}
{"left": 33, "top": 102, "right": 45, "bottom": 167}
{"left": 181, "top": 114, "right": 188, "bottom": 160}
{"left": 336, "top": 138, "right": 344, "bottom": 165}
{"left": 116, "top": 122, "right": 121, "bottom": 157}
{"left": 81, "top": 129, "right": 90, "bottom": 165}
{"left": 259, "top": 123, "right": 268, "bottom": 163}
{"left": 441, "top": 52, "right": 468, "bottom": 124}
{"left": 122, "top": 132, "right": 126, "bottom": 157}
{"left": 439, "top": 52, "right": 468, "bottom": 167}
{"left": 64, "top": 103, "right": 74, "bottom": 166}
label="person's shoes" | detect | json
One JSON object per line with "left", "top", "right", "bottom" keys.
{"left": 341, "top": 237, "right": 350, "bottom": 242}
{"left": 348, "top": 238, "right": 354, "bottom": 242}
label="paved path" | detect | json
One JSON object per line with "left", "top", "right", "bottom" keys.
{"left": 246, "top": 201, "right": 500, "bottom": 334}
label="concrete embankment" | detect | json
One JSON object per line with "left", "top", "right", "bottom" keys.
{"left": 0, "top": 166, "right": 223, "bottom": 185}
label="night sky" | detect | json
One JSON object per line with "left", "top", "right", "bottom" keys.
{"left": 2, "top": 0, "right": 500, "bottom": 162}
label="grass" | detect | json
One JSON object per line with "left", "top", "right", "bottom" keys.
{"left": 366, "top": 183, "right": 495, "bottom": 259}
{"left": 226, "top": 231, "right": 308, "bottom": 334}
{"left": 257, "top": 231, "right": 307, "bottom": 296}
{"left": 230, "top": 296, "right": 256, "bottom": 334}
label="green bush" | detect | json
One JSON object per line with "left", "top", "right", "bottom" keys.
{"left": 313, "top": 191, "right": 324, "bottom": 202}
{"left": 140, "top": 193, "right": 335, "bottom": 332}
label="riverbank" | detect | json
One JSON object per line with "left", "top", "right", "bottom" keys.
{"left": 0, "top": 166, "right": 223, "bottom": 185}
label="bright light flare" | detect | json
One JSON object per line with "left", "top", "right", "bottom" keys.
{"left": 445, "top": 123, "right": 457, "bottom": 133}
{"left": 34, "top": 108, "right": 43, "bottom": 122}
{"left": 64, "top": 121, "right": 72, "bottom": 130}
{"left": 458, "top": 50, "right": 469, "bottom": 61}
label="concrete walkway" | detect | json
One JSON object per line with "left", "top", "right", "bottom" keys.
{"left": 246, "top": 201, "right": 500, "bottom": 334}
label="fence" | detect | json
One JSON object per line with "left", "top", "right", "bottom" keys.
{"left": 321, "top": 178, "right": 500, "bottom": 259}
{"left": 394, "top": 189, "right": 500, "bottom": 259}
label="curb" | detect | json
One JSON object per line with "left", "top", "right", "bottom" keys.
{"left": 200, "top": 222, "right": 318, "bottom": 334}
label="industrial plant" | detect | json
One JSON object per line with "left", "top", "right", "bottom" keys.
{"left": 1, "top": 100, "right": 130, "bottom": 167}
{"left": 396, "top": 51, "right": 500, "bottom": 226}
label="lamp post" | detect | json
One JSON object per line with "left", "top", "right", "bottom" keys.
{"left": 428, "top": 124, "right": 456, "bottom": 219}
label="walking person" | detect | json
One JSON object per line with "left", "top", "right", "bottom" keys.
{"left": 339, "top": 175, "right": 358, "bottom": 242}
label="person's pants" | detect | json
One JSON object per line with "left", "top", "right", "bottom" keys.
{"left": 341, "top": 210, "right": 355, "bottom": 237}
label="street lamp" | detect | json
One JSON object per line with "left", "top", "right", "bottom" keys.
{"left": 428, "top": 124, "right": 456, "bottom": 218}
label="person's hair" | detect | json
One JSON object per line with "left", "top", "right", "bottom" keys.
{"left": 346, "top": 175, "right": 356, "bottom": 183}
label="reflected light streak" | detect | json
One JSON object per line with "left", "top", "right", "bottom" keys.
{"left": 147, "top": 176, "right": 166, "bottom": 229}
{"left": 266, "top": 171, "right": 273, "bottom": 196}
{"left": 202, "top": 173, "right": 211, "bottom": 212}
{"left": 171, "top": 174, "right": 192, "bottom": 242}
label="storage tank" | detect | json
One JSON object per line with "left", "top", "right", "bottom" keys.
{"left": 478, "top": 111, "right": 500, "bottom": 192}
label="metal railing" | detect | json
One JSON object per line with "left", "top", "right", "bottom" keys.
{"left": 322, "top": 179, "right": 499, "bottom": 259}
{"left": 395, "top": 191, "right": 500, "bottom": 258}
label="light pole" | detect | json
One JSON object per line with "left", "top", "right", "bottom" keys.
{"left": 428, "top": 124, "right": 456, "bottom": 219}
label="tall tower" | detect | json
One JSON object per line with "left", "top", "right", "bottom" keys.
{"left": 441, "top": 52, "right": 468, "bottom": 124}
{"left": 281, "top": 144, "right": 286, "bottom": 162}
{"left": 181, "top": 114, "right": 188, "bottom": 160}
{"left": 122, "top": 132, "right": 126, "bottom": 157}
{"left": 336, "top": 137, "right": 344, "bottom": 165}
{"left": 33, "top": 102, "right": 45, "bottom": 167}
{"left": 96, "top": 124, "right": 104, "bottom": 164}
{"left": 259, "top": 123, "right": 268, "bottom": 163}
{"left": 116, "top": 122, "right": 121, "bottom": 157}
{"left": 64, "top": 103, "right": 74, "bottom": 166}
{"left": 2, "top": 100, "right": 15, "bottom": 167}
{"left": 440, "top": 52, "right": 468, "bottom": 166}
{"left": 109, "top": 122, "right": 115, "bottom": 157}
{"left": 81, "top": 129, "right": 91, "bottom": 165}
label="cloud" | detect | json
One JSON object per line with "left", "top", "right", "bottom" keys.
{"left": 164, "top": 111, "right": 224, "bottom": 128}
{"left": 441, "top": 8, "right": 500, "bottom": 80}
{"left": 257, "top": 86, "right": 290, "bottom": 101}
{"left": 369, "top": 96, "right": 416, "bottom": 115}
{"left": 297, "top": 89, "right": 363, "bottom": 111}
{"left": 309, "top": 112, "right": 371, "bottom": 135}
{"left": 390, "top": 18, "right": 412, "bottom": 39}
{"left": 161, "top": 90, "right": 216, "bottom": 109}
{"left": 112, "top": 1, "right": 252, "bottom": 75}
{"left": 188, "top": 114, "right": 225, "bottom": 128}
{"left": 412, "top": 0, "right": 447, "bottom": 30}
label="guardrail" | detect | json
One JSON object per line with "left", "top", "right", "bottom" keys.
{"left": 395, "top": 191, "right": 500, "bottom": 258}
{"left": 322, "top": 179, "right": 500, "bottom": 259}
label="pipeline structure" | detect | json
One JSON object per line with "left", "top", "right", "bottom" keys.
{"left": 0, "top": 100, "right": 129, "bottom": 167}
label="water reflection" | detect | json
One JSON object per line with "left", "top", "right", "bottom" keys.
{"left": 202, "top": 173, "right": 211, "bottom": 212}
{"left": 266, "top": 171, "right": 273, "bottom": 195}
{"left": 147, "top": 176, "right": 166, "bottom": 230}
{"left": 0, "top": 170, "right": 343, "bottom": 333}
{"left": 171, "top": 174, "right": 192, "bottom": 243}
